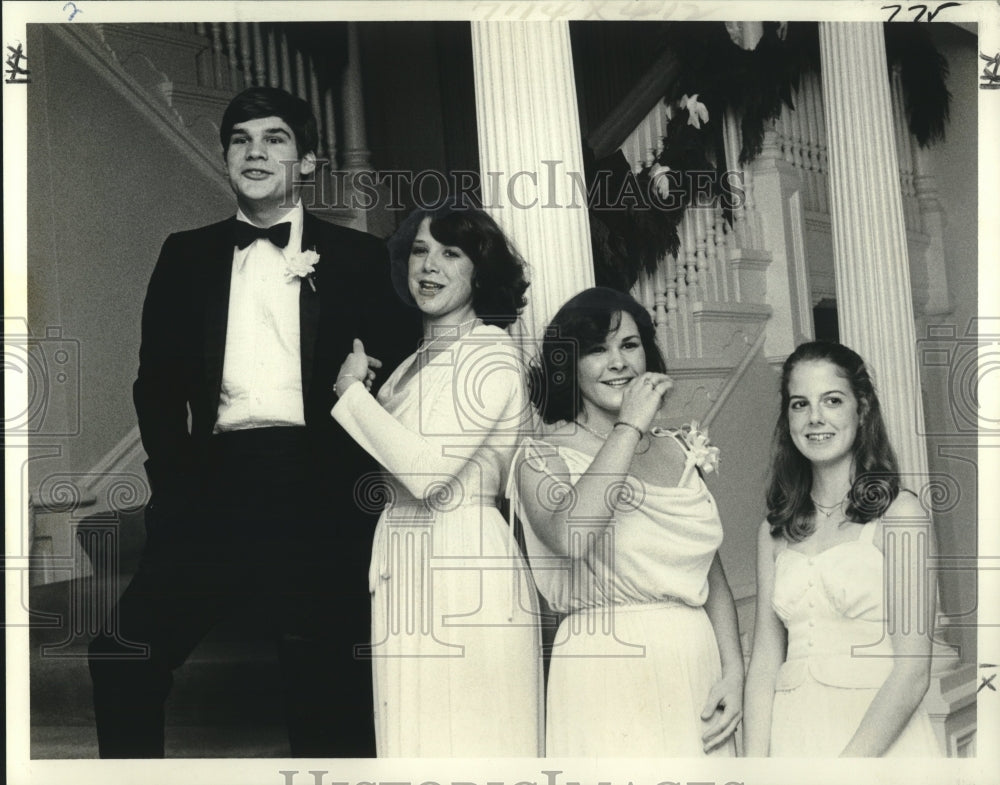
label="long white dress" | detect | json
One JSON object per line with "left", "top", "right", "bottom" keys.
{"left": 332, "top": 324, "right": 542, "bottom": 757}
{"left": 515, "top": 433, "right": 734, "bottom": 757}
{"left": 769, "top": 520, "right": 942, "bottom": 756}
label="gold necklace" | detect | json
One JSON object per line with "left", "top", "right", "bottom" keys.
{"left": 810, "top": 494, "right": 846, "bottom": 518}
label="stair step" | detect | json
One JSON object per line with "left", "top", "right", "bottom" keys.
{"left": 30, "top": 575, "right": 291, "bottom": 755}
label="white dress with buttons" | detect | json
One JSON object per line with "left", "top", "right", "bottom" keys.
{"left": 769, "top": 520, "right": 941, "bottom": 756}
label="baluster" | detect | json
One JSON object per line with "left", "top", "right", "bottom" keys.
{"left": 704, "top": 205, "right": 719, "bottom": 302}
{"left": 210, "top": 23, "right": 225, "bottom": 90}
{"left": 693, "top": 208, "right": 709, "bottom": 303}
{"left": 266, "top": 27, "right": 280, "bottom": 88}
{"left": 715, "top": 206, "right": 732, "bottom": 303}
{"left": 789, "top": 87, "right": 805, "bottom": 176}
{"left": 323, "top": 86, "right": 338, "bottom": 169}
{"left": 224, "top": 23, "right": 240, "bottom": 89}
{"left": 811, "top": 71, "right": 830, "bottom": 214}
{"left": 632, "top": 272, "right": 654, "bottom": 328}
{"left": 722, "top": 111, "right": 749, "bottom": 249}
{"left": 294, "top": 49, "right": 308, "bottom": 100}
{"left": 251, "top": 23, "right": 266, "bottom": 87}
{"left": 308, "top": 54, "right": 322, "bottom": 154}
{"left": 653, "top": 264, "right": 670, "bottom": 358}
{"left": 279, "top": 30, "right": 293, "bottom": 94}
{"left": 342, "top": 22, "right": 372, "bottom": 171}
{"left": 683, "top": 212, "right": 701, "bottom": 305}
{"left": 804, "top": 72, "right": 822, "bottom": 213}
{"left": 794, "top": 85, "right": 815, "bottom": 211}
{"left": 779, "top": 103, "right": 794, "bottom": 165}
{"left": 744, "top": 154, "right": 761, "bottom": 249}
{"left": 670, "top": 250, "right": 690, "bottom": 359}
{"left": 237, "top": 23, "right": 254, "bottom": 87}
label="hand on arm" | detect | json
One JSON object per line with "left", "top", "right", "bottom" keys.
{"left": 335, "top": 338, "right": 382, "bottom": 397}
{"left": 332, "top": 340, "right": 519, "bottom": 500}
{"left": 700, "top": 552, "right": 745, "bottom": 752}
{"left": 839, "top": 495, "right": 936, "bottom": 757}
{"left": 742, "top": 519, "right": 787, "bottom": 756}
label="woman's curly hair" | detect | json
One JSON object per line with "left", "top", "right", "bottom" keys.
{"left": 387, "top": 203, "right": 529, "bottom": 329}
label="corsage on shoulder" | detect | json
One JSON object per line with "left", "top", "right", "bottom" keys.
{"left": 679, "top": 420, "right": 721, "bottom": 476}
{"left": 284, "top": 248, "right": 320, "bottom": 291}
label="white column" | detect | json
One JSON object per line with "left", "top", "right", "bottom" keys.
{"left": 819, "top": 22, "right": 929, "bottom": 478}
{"left": 471, "top": 22, "right": 594, "bottom": 340}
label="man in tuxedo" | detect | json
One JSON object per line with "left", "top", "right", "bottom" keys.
{"left": 88, "top": 87, "right": 418, "bottom": 757}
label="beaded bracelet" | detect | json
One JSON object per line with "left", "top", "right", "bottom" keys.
{"left": 613, "top": 421, "right": 644, "bottom": 439}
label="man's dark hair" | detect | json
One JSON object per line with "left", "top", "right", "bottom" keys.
{"left": 220, "top": 87, "right": 319, "bottom": 159}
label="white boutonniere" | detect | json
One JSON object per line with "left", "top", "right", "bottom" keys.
{"left": 680, "top": 420, "right": 721, "bottom": 475}
{"left": 284, "top": 248, "right": 320, "bottom": 291}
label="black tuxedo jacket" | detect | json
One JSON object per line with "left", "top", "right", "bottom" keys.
{"left": 133, "top": 211, "right": 420, "bottom": 506}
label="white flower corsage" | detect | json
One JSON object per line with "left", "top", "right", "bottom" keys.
{"left": 680, "top": 420, "right": 721, "bottom": 476}
{"left": 284, "top": 249, "right": 320, "bottom": 291}
{"left": 679, "top": 93, "right": 710, "bottom": 130}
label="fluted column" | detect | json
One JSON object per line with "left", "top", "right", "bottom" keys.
{"left": 471, "top": 22, "right": 594, "bottom": 341}
{"left": 819, "top": 22, "right": 928, "bottom": 479}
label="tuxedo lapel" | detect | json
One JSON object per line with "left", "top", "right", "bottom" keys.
{"left": 299, "top": 212, "right": 322, "bottom": 403}
{"left": 204, "top": 219, "right": 238, "bottom": 429}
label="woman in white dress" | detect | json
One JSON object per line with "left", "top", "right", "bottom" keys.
{"left": 743, "top": 341, "right": 941, "bottom": 756}
{"left": 331, "top": 204, "right": 541, "bottom": 757}
{"left": 513, "top": 287, "right": 743, "bottom": 756}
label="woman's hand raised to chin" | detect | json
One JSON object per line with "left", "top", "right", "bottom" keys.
{"left": 618, "top": 372, "right": 673, "bottom": 432}
{"left": 335, "top": 338, "right": 383, "bottom": 397}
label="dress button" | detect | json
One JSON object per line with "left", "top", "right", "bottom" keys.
{"left": 808, "top": 620, "right": 815, "bottom": 627}
{"left": 808, "top": 579, "right": 814, "bottom": 587}
{"left": 808, "top": 600, "right": 815, "bottom": 608}
{"left": 808, "top": 640, "right": 814, "bottom": 647}
{"left": 808, "top": 558, "right": 815, "bottom": 566}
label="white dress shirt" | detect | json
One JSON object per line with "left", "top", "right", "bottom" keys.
{"left": 214, "top": 203, "right": 308, "bottom": 432}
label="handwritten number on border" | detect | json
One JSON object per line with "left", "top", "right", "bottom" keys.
{"left": 882, "top": 2, "right": 962, "bottom": 21}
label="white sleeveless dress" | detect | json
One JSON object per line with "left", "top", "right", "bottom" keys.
{"left": 515, "top": 433, "right": 734, "bottom": 757}
{"left": 769, "top": 520, "right": 942, "bottom": 756}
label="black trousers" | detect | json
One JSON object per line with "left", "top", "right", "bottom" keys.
{"left": 88, "top": 427, "right": 376, "bottom": 757}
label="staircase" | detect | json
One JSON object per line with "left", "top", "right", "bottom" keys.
{"left": 64, "top": 21, "right": 384, "bottom": 233}
{"left": 29, "top": 508, "right": 290, "bottom": 759}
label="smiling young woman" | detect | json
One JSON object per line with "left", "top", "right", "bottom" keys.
{"left": 513, "top": 287, "right": 743, "bottom": 757}
{"left": 743, "top": 341, "right": 942, "bottom": 758}
{"left": 329, "top": 202, "right": 540, "bottom": 758}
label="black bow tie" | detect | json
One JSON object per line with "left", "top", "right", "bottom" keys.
{"left": 234, "top": 221, "right": 292, "bottom": 250}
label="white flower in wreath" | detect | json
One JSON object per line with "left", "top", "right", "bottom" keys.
{"left": 680, "top": 420, "right": 721, "bottom": 475}
{"left": 680, "top": 93, "right": 710, "bottom": 130}
{"left": 284, "top": 248, "right": 320, "bottom": 291}
{"left": 648, "top": 162, "right": 673, "bottom": 200}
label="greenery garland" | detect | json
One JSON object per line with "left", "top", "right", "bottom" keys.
{"left": 588, "top": 22, "right": 950, "bottom": 291}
